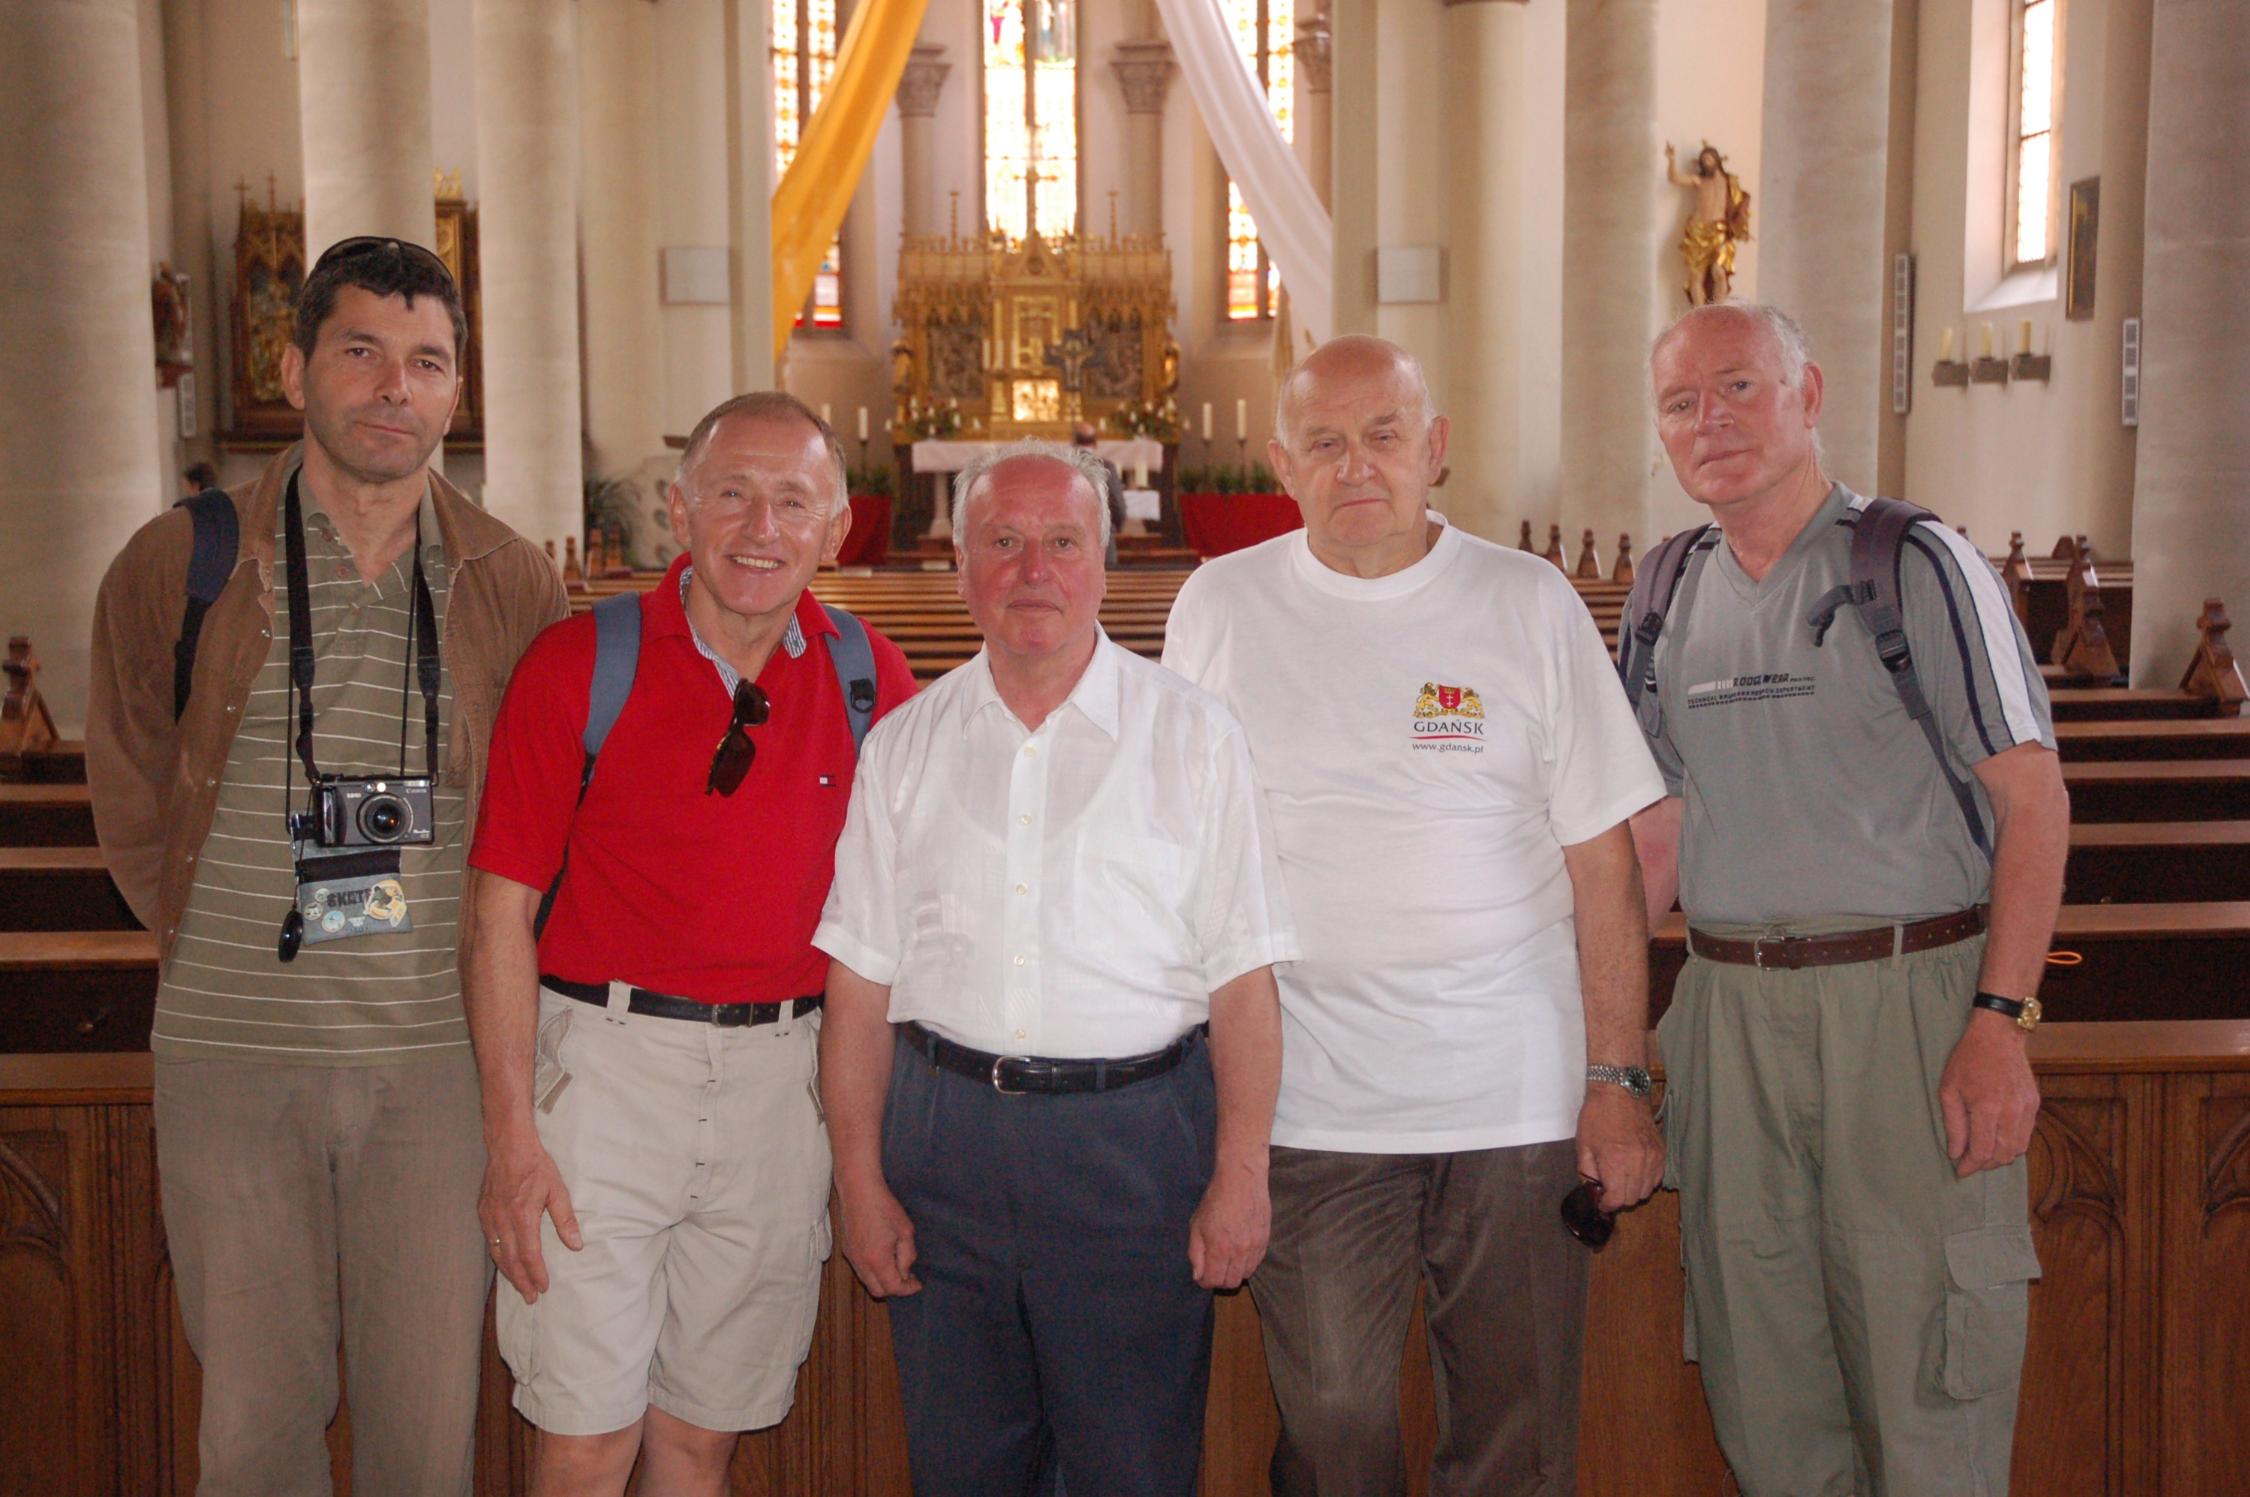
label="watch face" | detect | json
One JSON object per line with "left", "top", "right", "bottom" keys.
{"left": 2018, "top": 997, "right": 2044, "bottom": 1030}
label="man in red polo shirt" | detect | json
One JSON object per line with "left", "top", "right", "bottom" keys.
{"left": 463, "top": 392, "right": 914, "bottom": 1496}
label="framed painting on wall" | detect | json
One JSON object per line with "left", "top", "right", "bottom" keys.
{"left": 2066, "top": 177, "right": 2099, "bottom": 321}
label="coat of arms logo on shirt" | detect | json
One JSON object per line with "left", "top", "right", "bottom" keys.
{"left": 1410, "top": 681, "right": 1486, "bottom": 751}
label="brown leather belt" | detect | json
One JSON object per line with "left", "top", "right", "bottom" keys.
{"left": 1686, "top": 906, "right": 1987, "bottom": 971}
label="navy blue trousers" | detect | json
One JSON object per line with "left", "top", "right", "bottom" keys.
{"left": 882, "top": 1029, "right": 1217, "bottom": 1497}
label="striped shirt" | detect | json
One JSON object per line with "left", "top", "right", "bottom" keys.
{"left": 153, "top": 474, "right": 469, "bottom": 1063}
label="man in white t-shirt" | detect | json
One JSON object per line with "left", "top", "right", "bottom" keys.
{"left": 1164, "top": 336, "right": 1667, "bottom": 1495}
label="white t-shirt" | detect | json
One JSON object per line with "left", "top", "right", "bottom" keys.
{"left": 1163, "top": 519, "right": 1666, "bottom": 1152}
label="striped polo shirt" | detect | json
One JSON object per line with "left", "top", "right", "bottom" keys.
{"left": 153, "top": 471, "right": 469, "bottom": 1063}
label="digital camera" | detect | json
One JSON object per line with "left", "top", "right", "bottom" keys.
{"left": 297, "top": 775, "right": 436, "bottom": 848}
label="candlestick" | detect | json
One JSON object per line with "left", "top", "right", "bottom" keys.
{"left": 1938, "top": 326, "right": 1954, "bottom": 363}
{"left": 1235, "top": 399, "right": 1248, "bottom": 442}
{"left": 1979, "top": 323, "right": 1994, "bottom": 360}
{"left": 857, "top": 406, "right": 869, "bottom": 443}
{"left": 1201, "top": 402, "right": 1213, "bottom": 442}
{"left": 2018, "top": 319, "right": 2033, "bottom": 357}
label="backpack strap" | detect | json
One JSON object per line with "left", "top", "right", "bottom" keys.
{"left": 172, "top": 488, "right": 240, "bottom": 721}
{"left": 1618, "top": 523, "right": 1718, "bottom": 738}
{"left": 1807, "top": 496, "right": 1994, "bottom": 860}
{"left": 535, "top": 592, "right": 644, "bottom": 939}
{"left": 822, "top": 604, "right": 878, "bottom": 755}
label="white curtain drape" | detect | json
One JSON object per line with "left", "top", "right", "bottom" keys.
{"left": 1151, "top": 0, "right": 1334, "bottom": 346}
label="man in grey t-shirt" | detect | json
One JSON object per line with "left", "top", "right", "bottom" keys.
{"left": 1624, "top": 303, "right": 2070, "bottom": 1497}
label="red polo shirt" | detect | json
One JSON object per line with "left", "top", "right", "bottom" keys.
{"left": 470, "top": 557, "right": 916, "bottom": 1003}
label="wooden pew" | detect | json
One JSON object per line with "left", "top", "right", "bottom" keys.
{"left": 5, "top": 1021, "right": 2242, "bottom": 1495}
{"left": 0, "top": 783, "right": 98, "bottom": 846}
{"left": 2066, "top": 823, "right": 2250, "bottom": 904}
{"left": 2062, "top": 760, "right": 2250, "bottom": 821}
{"left": 0, "top": 930, "right": 156, "bottom": 1050}
{"left": 0, "top": 847, "right": 140, "bottom": 931}
{"left": 2056, "top": 718, "right": 2250, "bottom": 761}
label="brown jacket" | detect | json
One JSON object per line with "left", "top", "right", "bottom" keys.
{"left": 87, "top": 446, "right": 570, "bottom": 962}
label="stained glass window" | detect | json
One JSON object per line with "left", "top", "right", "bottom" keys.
{"left": 984, "top": 0, "right": 1078, "bottom": 243}
{"left": 2009, "top": 0, "right": 2060, "bottom": 269}
{"left": 1224, "top": 0, "right": 1292, "bottom": 321}
{"left": 774, "top": 0, "right": 844, "bottom": 328}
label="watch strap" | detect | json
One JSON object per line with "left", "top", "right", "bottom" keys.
{"left": 1971, "top": 991, "right": 2026, "bottom": 1020}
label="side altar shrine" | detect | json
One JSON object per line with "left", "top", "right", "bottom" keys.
{"left": 887, "top": 212, "right": 1183, "bottom": 547}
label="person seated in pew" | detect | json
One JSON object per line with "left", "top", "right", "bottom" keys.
{"left": 1164, "top": 335, "right": 1667, "bottom": 1495}
{"left": 463, "top": 392, "right": 915, "bottom": 1497}
{"left": 815, "top": 441, "right": 1297, "bottom": 1495}
{"left": 1624, "top": 301, "right": 2072, "bottom": 1497}
{"left": 86, "top": 237, "right": 569, "bottom": 1493}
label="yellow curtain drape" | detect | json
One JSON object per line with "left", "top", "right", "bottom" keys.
{"left": 771, "top": 0, "right": 932, "bottom": 360}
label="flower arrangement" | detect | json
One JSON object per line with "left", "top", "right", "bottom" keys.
{"left": 1177, "top": 461, "right": 1280, "bottom": 495}
{"left": 845, "top": 462, "right": 896, "bottom": 498}
{"left": 898, "top": 396, "right": 968, "bottom": 440}
{"left": 1103, "top": 395, "right": 1181, "bottom": 443}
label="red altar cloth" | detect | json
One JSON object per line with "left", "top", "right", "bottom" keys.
{"left": 1179, "top": 493, "right": 1302, "bottom": 559}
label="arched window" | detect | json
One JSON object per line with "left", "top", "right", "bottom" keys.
{"left": 774, "top": 0, "right": 844, "bottom": 328}
{"left": 1223, "top": 0, "right": 1292, "bottom": 321}
{"left": 984, "top": 0, "right": 1079, "bottom": 243}
{"left": 2007, "top": 0, "right": 2062, "bottom": 270}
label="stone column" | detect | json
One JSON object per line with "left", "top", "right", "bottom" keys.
{"left": 297, "top": 0, "right": 437, "bottom": 259}
{"left": 898, "top": 45, "right": 951, "bottom": 237}
{"left": 1559, "top": 0, "right": 1659, "bottom": 553}
{"left": 724, "top": 0, "right": 778, "bottom": 393}
{"left": 475, "top": 0, "right": 583, "bottom": 546}
{"left": 1757, "top": 0, "right": 1901, "bottom": 495}
{"left": 163, "top": 0, "right": 218, "bottom": 464}
{"left": 2128, "top": 0, "right": 2250, "bottom": 686}
{"left": 1436, "top": 0, "right": 1528, "bottom": 544}
{"left": 0, "top": 0, "right": 162, "bottom": 732}
{"left": 1295, "top": 11, "right": 1334, "bottom": 210}
{"left": 579, "top": 0, "right": 666, "bottom": 480}
{"left": 1112, "top": 41, "right": 1174, "bottom": 239}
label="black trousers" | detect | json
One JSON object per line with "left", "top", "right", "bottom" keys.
{"left": 882, "top": 1029, "right": 1217, "bottom": 1497}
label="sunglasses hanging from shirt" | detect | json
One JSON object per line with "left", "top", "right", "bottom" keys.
{"left": 275, "top": 472, "right": 441, "bottom": 961}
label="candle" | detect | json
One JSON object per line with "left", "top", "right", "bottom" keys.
{"left": 857, "top": 406, "right": 869, "bottom": 442}
{"left": 820, "top": 402, "right": 832, "bottom": 426}
{"left": 1133, "top": 460, "right": 1149, "bottom": 489}
{"left": 2018, "top": 319, "right": 2033, "bottom": 356}
{"left": 1201, "top": 402, "right": 1213, "bottom": 441}
{"left": 1235, "top": 398, "right": 1248, "bottom": 441}
{"left": 1939, "top": 326, "right": 1954, "bottom": 363}
{"left": 1979, "top": 323, "right": 1994, "bottom": 360}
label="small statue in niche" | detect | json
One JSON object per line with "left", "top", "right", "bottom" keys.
{"left": 152, "top": 263, "right": 193, "bottom": 386}
{"left": 1667, "top": 142, "right": 1752, "bottom": 307}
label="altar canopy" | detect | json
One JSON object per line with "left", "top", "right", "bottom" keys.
{"left": 770, "top": 0, "right": 931, "bottom": 359}
{"left": 1153, "top": 0, "right": 1333, "bottom": 345}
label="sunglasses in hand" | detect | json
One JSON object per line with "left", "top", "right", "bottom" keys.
{"left": 707, "top": 681, "right": 771, "bottom": 796}
{"left": 1561, "top": 1177, "right": 1616, "bottom": 1251}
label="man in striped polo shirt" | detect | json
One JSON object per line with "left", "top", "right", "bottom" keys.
{"left": 89, "top": 239, "right": 566, "bottom": 1494}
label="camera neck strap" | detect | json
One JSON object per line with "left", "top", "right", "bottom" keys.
{"left": 283, "top": 472, "right": 441, "bottom": 786}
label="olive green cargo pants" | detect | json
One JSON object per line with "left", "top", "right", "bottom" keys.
{"left": 1658, "top": 928, "right": 2038, "bottom": 1497}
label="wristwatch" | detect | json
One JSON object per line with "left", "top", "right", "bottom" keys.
{"left": 1971, "top": 991, "right": 2044, "bottom": 1032}
{"left": 1586, "top": 1064, "right": 1654, "bottom": 1100}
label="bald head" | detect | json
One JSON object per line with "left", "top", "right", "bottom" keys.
{"left": 1275, "top": 335, "right": 1435, "bottom": 448}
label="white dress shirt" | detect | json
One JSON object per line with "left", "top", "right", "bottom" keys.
{"left": 814, "top": 633, "right": 1299, "bottom": 1058}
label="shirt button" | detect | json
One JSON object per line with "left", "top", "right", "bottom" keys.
{"left": 1013, "top": 954, "right": 1027, "bottom": 967}
{"left": 1018, "top": 813, "right": 1032, "bottom": 826}
{"left": 1023, "top": 744, "right": 1038, "bottom": 758}
{"left": 225, "top": 704, "right": 237, "bottom": 714}
{"left": 334, "top": 563, "right": 353, "bottom": 581}
{"left": 1014, "top": 883, "right": 1028, "bottom": 895}
{"left": 1014, "top": 1029, "right": 1027, "bottom": 1041}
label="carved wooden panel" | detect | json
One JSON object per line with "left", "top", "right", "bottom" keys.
{"left": 2160, "top": 1073, "right": 2250, "bottom": 1496}
{"left": 0, "top": 1107, "right": 114, "bottom": 1494}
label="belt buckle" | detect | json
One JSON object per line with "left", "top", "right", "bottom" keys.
{"left": 1752, "top": 933, "right": 1806, "bottom": 970}
{"left": 990, "top": 1055, "right": 1032, "bottom": 1095}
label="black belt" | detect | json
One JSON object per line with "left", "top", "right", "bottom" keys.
{"left": 541, "top": 974, "right": 822, "bottom": 1028}
{"left": 903, "top": 1020, "right": 1202, "bottom": 1096}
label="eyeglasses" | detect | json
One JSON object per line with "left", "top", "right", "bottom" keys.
{"left": 1560, "top": 1178, "right": 1615, "bottom": 1251}
{"left": 308, "top": 235, "right": 457, "bottom": 287}
{"left": 706, "top": 681, "right": 770, "bottom": 796}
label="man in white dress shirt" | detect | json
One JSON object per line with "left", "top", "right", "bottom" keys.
{"left": 815, "top": 441, "right": 1299, "bottom": 1496}
{"left": 1165, "top": 336, "right": 1667, "bottom": 1495}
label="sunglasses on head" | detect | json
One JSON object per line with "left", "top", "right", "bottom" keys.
{"left": 707, "top": 681, "right": 770, "bottom": 796}
{"left": 308, "top": 235, "right": 458, "bottom": 287}
{"left": 1561, "top": 1178, "right": 1615, "bottom": 1251}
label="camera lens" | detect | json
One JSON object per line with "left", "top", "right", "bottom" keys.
{"left": 358, "top": 793, "right": 409, "bottom": 843}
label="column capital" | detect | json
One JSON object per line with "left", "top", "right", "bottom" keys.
{"left": 1112, "top": 39, "right": 1175, "bottom": 116}
{"left": 1295, "top": 15, "right": 1332, "bottom": 94}
{"left": 897, "top": 43, "right": 950, "bottom": 120}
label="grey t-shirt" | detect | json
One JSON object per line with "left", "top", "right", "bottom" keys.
{"left": 1627, "top": 483, "right": 2055, "bottom": 924}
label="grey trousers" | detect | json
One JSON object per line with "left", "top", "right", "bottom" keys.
{"left": 1251, "top": 1139, "right": 1589, "bottom": 1497}
{"left": 154, "top": 1053, "right": 492, "bottom": 1497}
{"left": 1661, "top": 930, "right": 2036, "bottom": 1497}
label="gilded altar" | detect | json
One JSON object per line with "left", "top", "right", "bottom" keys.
{"left": 891, "top": 223, "right": 1177, "bottom": 440}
